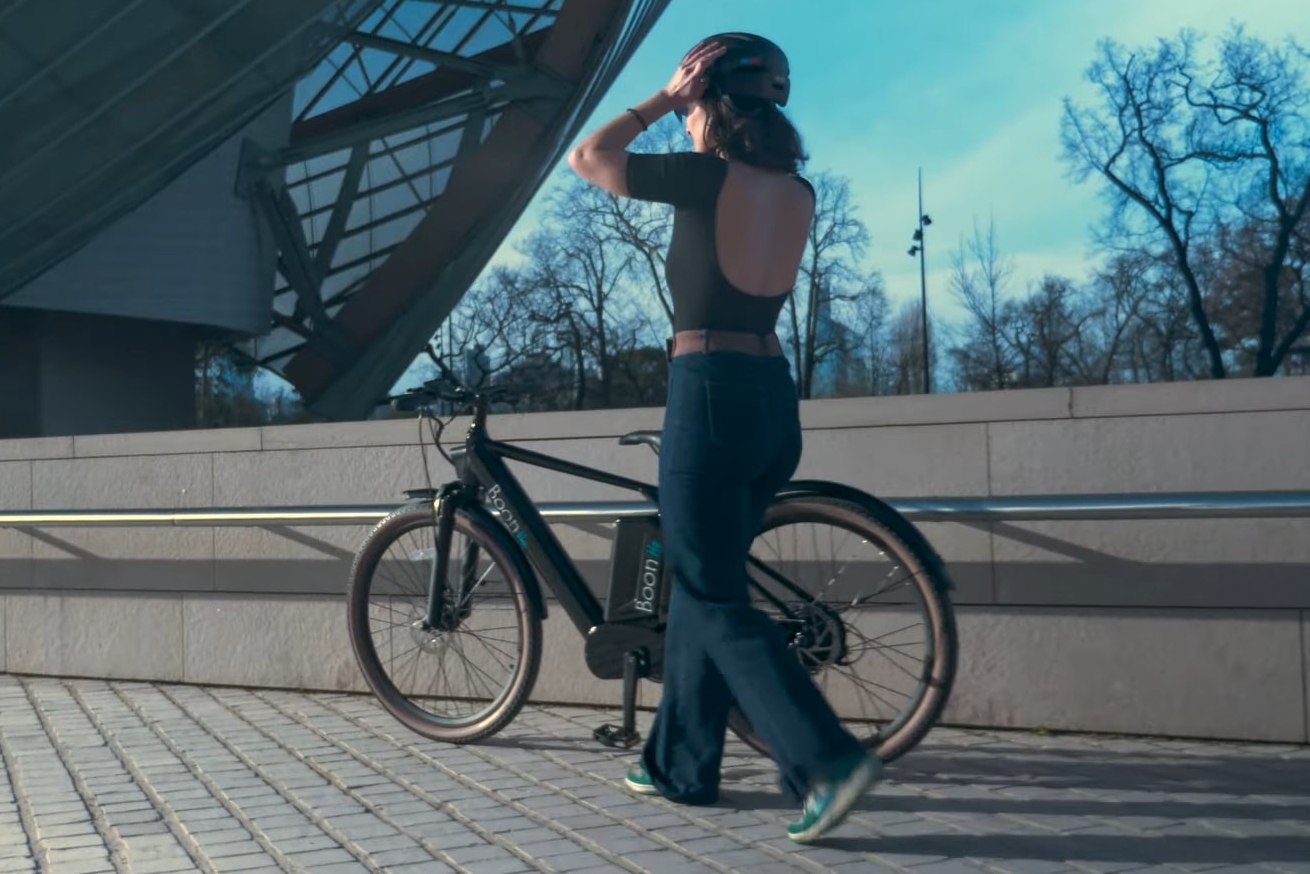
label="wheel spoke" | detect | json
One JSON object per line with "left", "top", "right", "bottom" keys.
{"left": 728, "top": 495, "right": 957, "bottom": 764}
{"left": 346, "top": 506, "right": 542, "bottom": 744}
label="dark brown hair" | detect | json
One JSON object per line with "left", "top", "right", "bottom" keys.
{"left": 699, "top": 94, "right": 807, "bottom": 174}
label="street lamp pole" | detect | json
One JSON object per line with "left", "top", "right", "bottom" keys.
{"left": 907, "top": 168, "right": 932, "bottom": 394}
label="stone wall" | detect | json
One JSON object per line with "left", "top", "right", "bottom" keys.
{"left": 2, "top": 376, "right": 1308, "bottom": 742}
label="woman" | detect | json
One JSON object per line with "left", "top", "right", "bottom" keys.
{"left": 566, "top": 32, "right": 881, "bottom": 844}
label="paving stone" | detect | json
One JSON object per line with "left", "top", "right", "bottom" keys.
{"left": 458, "top": 859, "right": 536, "bottom": 874}
{"left": 46, "top": 861, "right": 115, "bottom": 874}
{"left": 4, "top": 677, "right": 1310, "bottom": 873}
{"left": 265, "top": 834, "right": 339, "bottom": 854}
{"left": 369, "top": 844, "right": 441, "bottom": 866}
{"left": 384, "top": 864, "right": 463, "bottom": 874}
{"left": 352, "top": 833, "right": 416, "bottom": 855}
{"left": 210, "top": 854, "right": 282, "bottom": 873}
{"left": 445, "top": 842, "right": 519, "bottom": 864}
{"left": 291, "top": 864, "right": 369, "bottom": 874}
{"left": 43, "top": 845, "right": 109, "bottom": 864}
{"left": 284, "top": 846, "right": 359, "bottom": 867}
{"left": 123, "top": 858, "right": 196, "bottom": 874}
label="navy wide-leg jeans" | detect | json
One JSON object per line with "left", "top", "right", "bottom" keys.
{"left": 640, "top": 351, "right": 865, "bottom": 806}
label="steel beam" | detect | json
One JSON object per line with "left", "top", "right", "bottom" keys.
{"left": 281, "top": 0, "right": 636, "bottom": 414}
{"left": 252, "top": 179, "right": 358, "bottom": 365}
{"left": 409, "top": 0, "right": 562, "bottom": 15}
{"left": 347, "top": 31, "right": 520, "bottom": 81}
{"left": 286, "top": 27, "right": 551, "bottom": 150}
{"left": 297, "top": 150, "right": 458, "bottom": 224}
{"left": 274, "top": 71, "right": 568, "bottom": 166}
{"left": 312, "top": 143, "right": 369, "bottom": 277}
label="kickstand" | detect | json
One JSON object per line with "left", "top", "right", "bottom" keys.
{"left": 594, "top": 649, "right": 647, "bottom": 749}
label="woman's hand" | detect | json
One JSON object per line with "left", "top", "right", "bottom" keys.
{"left": 661, "top": 41, "right": 727, "bottom": 105}
{"left": 567, "top": 41, "right": 726, "bottom": 196}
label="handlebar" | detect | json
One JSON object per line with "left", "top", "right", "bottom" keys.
{"left": 383, "top": 377, "right": 526, "bottom": 413}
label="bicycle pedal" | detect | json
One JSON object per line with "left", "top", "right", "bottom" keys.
{"left": 593, "top": 724, "right": 642, "bottom": 749}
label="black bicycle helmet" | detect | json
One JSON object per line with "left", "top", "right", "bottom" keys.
{"left": 685, "top": 32, "right": 791, "bottom": 107}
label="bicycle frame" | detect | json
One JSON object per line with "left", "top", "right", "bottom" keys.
{"left": 420, "top": 396, "right": 811, "bottom": 636}
{"left": 419, "top": 397, "right": 656, "bottom": 634}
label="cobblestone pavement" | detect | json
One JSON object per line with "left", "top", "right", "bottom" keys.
{"left": 0, "top": 677, "right": 1307, "bottom": 874}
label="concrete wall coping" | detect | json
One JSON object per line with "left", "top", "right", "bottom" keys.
{"left": 2, "top": 375, "right": 1307, "bottom": 461}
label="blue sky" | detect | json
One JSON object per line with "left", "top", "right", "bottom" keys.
{"left": 494, "top": 0, "right": 1310, "bottom": 315}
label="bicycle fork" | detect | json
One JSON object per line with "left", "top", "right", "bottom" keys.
{"left": 421, "top": 490, "right": 474, "bottom": 631}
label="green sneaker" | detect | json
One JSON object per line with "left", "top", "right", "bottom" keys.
{"left": 624, "top": 766, "right": 661, "bottom": 796}
{"left": 787, "top": 753, "right": 883, "bottom": 843}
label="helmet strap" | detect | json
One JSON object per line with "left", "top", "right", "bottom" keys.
{"left": 724, "top": 94, "right": 767, "bottom": 115}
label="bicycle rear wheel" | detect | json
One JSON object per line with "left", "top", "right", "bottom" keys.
{"left": 726, "top": 492, "right": 958, "bottom": 764}
{"left": 346, "top": 503, "right": 543, "bottom": 744}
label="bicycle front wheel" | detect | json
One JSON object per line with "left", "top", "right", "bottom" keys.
{"left": 346, "top": 503, "right": 543, "bottom": 744}
{"left": 727, "top": 492, "right": 958, "bottom": 764}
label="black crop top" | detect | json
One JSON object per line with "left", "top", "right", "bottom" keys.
{"left": 624, "top": 151, "right": 814, "bottom": 335}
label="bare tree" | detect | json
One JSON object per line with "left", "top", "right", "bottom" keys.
{"left": 196, "top": 341, "right": 266, "bottom": 427}
{"left": 946, "top": 219, "right": 1100, "bottom": 390}
{"left": 1126, "top": 273, "right": 1208, "bottom": 382}
{"left": 428, "top": 265, "right": 559, "bottom": 384}
{"left": 1200, "top": 204, "right": 1310, "bottom": 373}
{"left": 525, "top": 179, "right": 641, "bottom": 409}
{"left": 835, "top": 274, "right": 892, "bottom": 396}
{"left": 943, "top": 217, "right": 1166, "bottom": 390}
{"left": 884, "top": 298, "right": 938, "bottom": 395}
{"left": 1072, "top": 251, "right": 1157, "bottom": 384}
{"left": 1006, "top": 275, "right": 1094, "bottom": 387}
{"left": 606, "top": 342, "right": 669, "bottom": 408}
{"left": 785, "top": 171, "right": 872, "bottom": 398}
{"left": 431, "top": 142, "right": 676, "bottom": 412}
{"left": 947, "top": 218, "right": 1019, "bottom": 390}
{"left": 1060, "top": 25, "right": 1310, "bottom": 378}
{"left": 581, "top": 118, "right": 685, "bottom": 332}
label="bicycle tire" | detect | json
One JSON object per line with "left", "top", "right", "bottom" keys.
{"left": 347, "top": 503, "right": 543, "bottom": 744}
{"left": 726, "top": 491, "right": 958, "bottom": 764}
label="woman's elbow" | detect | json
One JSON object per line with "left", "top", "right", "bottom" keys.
{"left": 566, "top": 148, "right": 625, "bottom": 194}
{"left": 567, "top": 147, "right": 591, "bottom": 177}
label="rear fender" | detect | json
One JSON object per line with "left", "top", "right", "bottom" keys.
{"left": 777, "top": 479, "right": 954, "bottom": 592}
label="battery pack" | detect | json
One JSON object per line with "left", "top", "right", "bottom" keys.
{"left": 604, "top": 516, "right": 671, "bottom": 624}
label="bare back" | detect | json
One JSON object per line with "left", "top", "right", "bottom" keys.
{"left": 624, "top": 150, "right": 814, "bottom": 335}
{"left": 715, "top": 161, "right": 814, "bottom": 298}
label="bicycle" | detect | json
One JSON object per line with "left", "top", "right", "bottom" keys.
{"left": 346, "top": 372, "right": 959, "bottom": 765}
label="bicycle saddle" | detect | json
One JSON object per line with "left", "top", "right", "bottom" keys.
{"left": 618, "top": 430, "right": 661, "bottom": 451}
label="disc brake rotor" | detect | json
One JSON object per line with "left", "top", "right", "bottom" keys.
{"left": 782, "top": 601, "right": 847, "bottom": 671}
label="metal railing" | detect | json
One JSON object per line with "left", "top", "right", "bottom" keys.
{"left": 2, "top": 490, "right": 1310, "bottom": 529}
